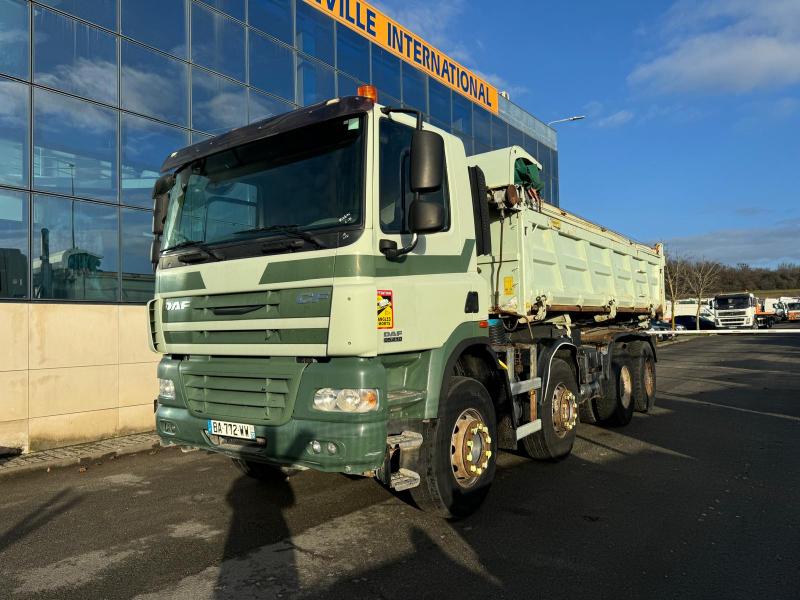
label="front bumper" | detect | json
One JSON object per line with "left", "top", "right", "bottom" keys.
{"left": 155, "top": 355, "right": 389, "bottom": 474}
{"left": 156, "top": 404, "right": 387, "bottom": 473}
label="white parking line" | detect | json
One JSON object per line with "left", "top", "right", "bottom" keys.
{"left": 658, "top": 392, "right": 800, "bottom": 423}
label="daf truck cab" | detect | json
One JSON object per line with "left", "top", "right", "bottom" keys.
{"left": 149, "top": 91, "right": 663, "bottom": 517}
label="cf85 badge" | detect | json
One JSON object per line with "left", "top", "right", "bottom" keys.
{"left": 377, "top": 290, "right": 394, "bottom": 329}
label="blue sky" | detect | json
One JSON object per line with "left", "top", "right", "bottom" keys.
{"left": 377, "top": 0, "right": 800, "bottom": 266}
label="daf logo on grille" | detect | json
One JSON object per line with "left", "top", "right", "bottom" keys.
{"left": 166, "top": 300, "right": 191, "bottom": 311}
{"left": 296, "top": 292, "right": 330, "bottom": 304}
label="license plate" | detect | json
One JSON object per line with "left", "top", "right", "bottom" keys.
{"left": 207, "top": 420, "right": 256, "bottom": 441}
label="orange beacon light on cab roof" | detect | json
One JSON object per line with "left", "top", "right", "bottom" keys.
{"left": 357, "top": 84, "right": 378, "bottom": 102}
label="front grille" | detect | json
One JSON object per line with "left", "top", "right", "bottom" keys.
{"left": 179, "top": 356, "right": 306, "bottom": 425}
{"left": 147, "top": 300, "right": 162, "bottom": 352}
{"left": 718, "top": 310, "right": 747, "bottom": 316}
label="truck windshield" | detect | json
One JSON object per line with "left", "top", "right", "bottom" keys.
{"left": 162, "top": 115, "right": 365, "bottom": 252}
{"left": 715, "top": 297, "right": 750, "bottom": 310}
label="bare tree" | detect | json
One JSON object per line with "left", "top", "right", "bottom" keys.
{"left": 685, "top": 259, "right": 722, "bottom": 330}
{"left": 664, "top": 252, "right": 690, "bottom": 330}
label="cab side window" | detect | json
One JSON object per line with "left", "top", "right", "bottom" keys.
{"left": 378, "top": 118, "right": 450, "bottom": 234}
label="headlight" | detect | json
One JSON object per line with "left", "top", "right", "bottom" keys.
{"left": 158, "top": 378, "right": 176, "bottom": 400}
{"left": 313, "top": 388, "right": 379, "bottom": 413}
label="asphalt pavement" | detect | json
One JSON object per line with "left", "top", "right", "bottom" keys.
{"left": 1, "top": 326, "right": 798, "bottom": 600}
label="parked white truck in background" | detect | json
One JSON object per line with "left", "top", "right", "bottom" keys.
{"left": 713, "top": 292, "right": 758, "bottom": 329}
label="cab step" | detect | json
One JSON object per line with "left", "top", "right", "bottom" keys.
{"left": 390, "top": 468, "right": 421, "bottom": 491}
{"left": 386, "top": 431, "right": 423, "bottom": 450}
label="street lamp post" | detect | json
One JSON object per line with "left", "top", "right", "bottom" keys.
{"left": 547, "top": 115, "right": 586, "bottom": 127}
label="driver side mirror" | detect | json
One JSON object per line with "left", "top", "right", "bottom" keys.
{"left": 151, "top": 173, "right": 174, "bottom": 236}
{"left": 409, "top": 200, "right": 444, "bottom": 234}
{"left": 409, "top": 130, "right": 444, "bottom": 193}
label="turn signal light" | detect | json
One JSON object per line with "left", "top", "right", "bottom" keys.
{"left": 357, "top": 84, "right": 378, "bottom": 102}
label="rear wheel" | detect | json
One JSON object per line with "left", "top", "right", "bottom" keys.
{"left": 411, "top": 376, "right": 497, "bottom": 519}
{"left": 520, "top": 358, "right": 578, "bottom": 460}
{"left": 629, "top": 341, "right": 657, "bottom": 413}
{"left": 596, "top": 353, "right": 635, "bottom": 427}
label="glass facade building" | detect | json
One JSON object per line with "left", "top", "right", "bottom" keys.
{"left": 0, "top": 0, "right": 559, "bottom": 305}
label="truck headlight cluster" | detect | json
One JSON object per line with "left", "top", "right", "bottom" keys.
{"left": 313, "top": 388, "right": 379, "bottom": 413}
{"left": 158, "top": 378, "right": 176, "bottom": 400}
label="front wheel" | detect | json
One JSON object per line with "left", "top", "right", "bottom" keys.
{"left": 520, "top": 358, "right": 579, "bottom": 460}
{"left": 411, "top": 376, "right": 497, "bottom": 519}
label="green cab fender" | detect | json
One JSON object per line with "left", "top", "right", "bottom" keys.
{"left": 422, "top": 321, "right": 494, "bottom": 419}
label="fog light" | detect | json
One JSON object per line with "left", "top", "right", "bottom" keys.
{"left": 160, "top": 420, "right": 177, "bottom": 435}
{"left": 327, "top": 442, "right": 338, "bottom": 455}
{"left": 158, "top": 378, "right": 175, "bottom": 400}
{"left": 310, "top": 440, "right": 322, "bottom": 454}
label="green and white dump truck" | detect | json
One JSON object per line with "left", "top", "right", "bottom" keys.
{"left": 150, "top": 95, "right": 665, "bottom": 517}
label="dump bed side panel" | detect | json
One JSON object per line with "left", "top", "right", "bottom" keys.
{"left": 478, "top": 205, "right": 664, "bottom": 318}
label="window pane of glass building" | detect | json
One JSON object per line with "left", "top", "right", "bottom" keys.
{"left": 0, "top": 188, "right": 29, "bottom": 299}
{"left": 32, "top": 195, "right": 119, "bottom": 301}
{"left": 121, "top": 0, "right": 187, "bottom": 58}
{"left": 38, "top": 0, "right": 116, "bottom": 30}
{"left": 509, "top": 126, "right": 523, "bottom": 147}
{"left": 191, "top": 2, "right": 245, "bottom": 82}
{"left": 296, "top": 2, "right": 334, "bottom": 64}
{"left": 473, "top": 107, "right": 491, "bottom": 152}
{"left": 0, "top": 77, "right": 29, "bottom": 188}
{"left": 249, "top": 30, "right": 294, "bottom": 102}
{"left": 491, "top": 115, "right": 508, "bottom": 149}
{"left": 336, "top": 24, "right": 369, "bottom": 83}
{"left": 337, "top": 72, "right": 361, "bottom": 100}
{"left": 249, "top": 89, "right": 293, "bottom": 123}
{"left": 121, "top": 41, "right": 188, "bottom": 126}
{"left": 122, "top": 114, "right": 189, "bottom": 209}
{"left": 296, "top": 57, "right": 334, "bottom": 106}
{"left": 191, "top": 67, "right": 248, "bottom": 134}
{"left": 248, "top": 0, "right": 292, "bottom": 44}
{"left": 428, "top": 78, "right": 450, "bottom": 130}
{"left": 192, "top": 130, "right": 213, "bottom": 144}
{"left": 371, "top": 45, "right": 400, "bottom": 100}
{"left": 452, "top": 93, "right": 472, "bottom": 136}
{"left": 121, "top": 208, "right": 154, "bottom": 302}
{"left": 402, "top": 64, "right": 426, "bottom": 113}
{"left": 33, "top": 89, "right": 118, "bottom": 202}
{"left": 0, "top": 0, "right": 29, "bottom": 80}
{"left": 199, "top": 0, "right": 245, "bottom": 21}
{"left": 34, "top": 8, "right": 118, "bottom": 105}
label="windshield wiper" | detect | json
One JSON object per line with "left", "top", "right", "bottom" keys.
{"left": 165, "top": 239, "right": 222, "bottom": 262}
{"left": 233, "top": 224, "right": 327, "bottom": 249}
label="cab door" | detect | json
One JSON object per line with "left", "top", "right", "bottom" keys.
{"left": 373, "top": 114, "right": 483, "bottom": 353}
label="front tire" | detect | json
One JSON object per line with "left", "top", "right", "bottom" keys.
{"left": 520, "top": 358, "right": 578, "bottom": 460}
{"left": 411, "top": 376, "right": 497, "bottom": 519}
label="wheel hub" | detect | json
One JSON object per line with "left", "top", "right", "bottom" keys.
{"left": 450, "top": 409, "right": 492, "bottom": 488}
{"left": 644, "top": 359, "right": 655, "bottom": 397}
{"left": 552, "top": 384, "right": 578, "bottom": 438}
{"left": 619, "top": 365, "right": 633, "bottom": 409}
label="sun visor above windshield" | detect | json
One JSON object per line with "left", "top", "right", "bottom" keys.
{"left": 161, "top": 96, "right": 375, "bottom": 173}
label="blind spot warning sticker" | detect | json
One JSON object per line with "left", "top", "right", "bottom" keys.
{"left": 503, "top": 276, "right": 514, "bottom": 296}
{"left": 377, "top": 290, "right": 394, "bottom": 329}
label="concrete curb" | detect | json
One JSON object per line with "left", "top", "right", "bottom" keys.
{"left": 0, "top": 432, "right": 162, "bottom": 480}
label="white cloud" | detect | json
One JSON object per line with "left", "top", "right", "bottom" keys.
{"left": 630, "top": 0, "right": 800, "bottom": 94}
{"left": 664, "top": 218, "right": 800, "bottom": 266}
{"left": 595, "top": 109, "right": 635, "bottom": 128}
